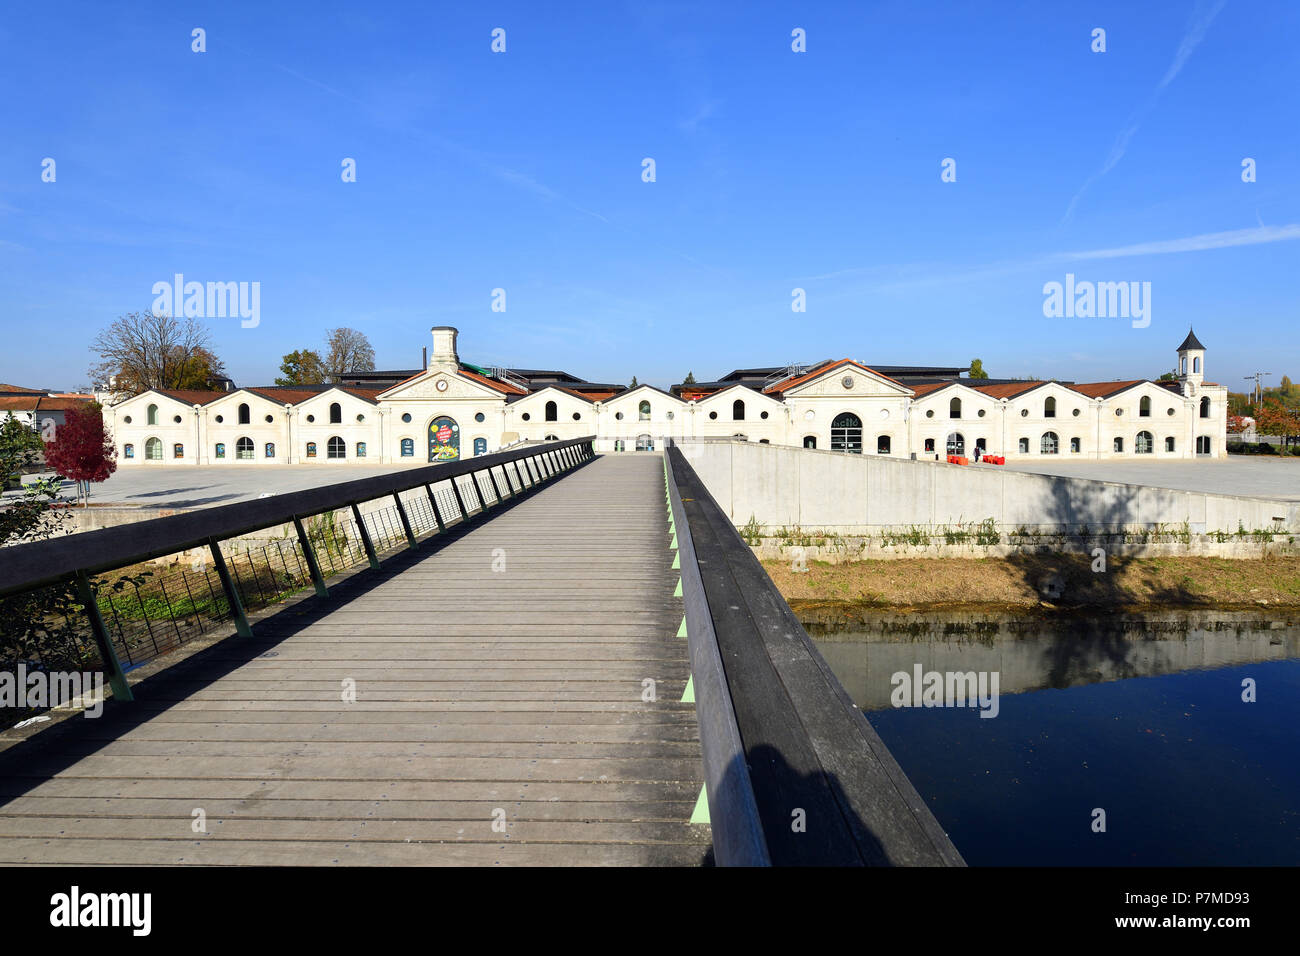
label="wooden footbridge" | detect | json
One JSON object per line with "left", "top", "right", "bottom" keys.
{"left": 0, "top": 439, "right": 961, "bottom": 867}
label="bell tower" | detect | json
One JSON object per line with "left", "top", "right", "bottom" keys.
{"left": 1176, "top": 328, "right": 1205, "bottom": 397}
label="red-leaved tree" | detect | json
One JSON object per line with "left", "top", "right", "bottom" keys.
{"left": 43, "top": 403, "right": 117, "bottom": 506}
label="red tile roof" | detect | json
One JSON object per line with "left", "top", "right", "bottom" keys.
{"left": 1067, "top": 380, "right": 1146, "bottom": 399}
{"left": 152, "top": 389, "right": 227, "bottom": 406}
{"left": 967, "top": 381, "right": 1047, "bottom": 399}
{"left": 763, "top": 359, "right": 907, "bottom": 395}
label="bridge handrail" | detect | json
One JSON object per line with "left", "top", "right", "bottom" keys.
{"left": 0, "top": 437, "right": 594, "bottom": 597}
{"left": 664, "top": 442, "right": 771, "bottom": 867}
{"left": 664, "top": 439, "right": 965, "bottom": 866}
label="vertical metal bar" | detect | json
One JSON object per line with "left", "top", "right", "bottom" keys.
{"left": 350, "top": 504, "right": 380, "bottom": 570}
{"left": 426, "top": 485, "right": 447, "bottom": 532}
{"left": 132, "top": 581, "right": 159, "bottom": 656}
{"left": 202, "top": 565, "right": 224, "bottom": 623}
{"left": 294, "top": 516, "right": 329, "bottom": 597}
{"left": 74, "top": 571, "right": 133, "bottom": 703}
{"left": 467, "top": 472, "right": 486, "bottom": 512}
{"left": 180, "top": 568, "right": 205, "bottom": 635}
{"left": 450, "top": 477, "right": 470, "bottom": 521}
{"left": 393, "top": 492, "right": 418, "bottom": 549}
{"left": 156, "top": 577, "right": 184, "bottom": 649}
{"left": 207, "top": 538, "right": 253, "bottom": 637}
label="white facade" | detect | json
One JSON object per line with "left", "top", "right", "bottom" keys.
{"left": 106, "top": 327, "right": 1229, "bottom": 464}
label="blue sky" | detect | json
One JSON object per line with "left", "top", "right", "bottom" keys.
{"left": 1, "top": 0, "right": 1296, "bottom": 392}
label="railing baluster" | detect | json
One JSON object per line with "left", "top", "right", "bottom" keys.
{"left": 207, "top": 538, "right": 253, "bottom": 637}
{"left": 73, "top": 571, "right": 133, "bottom": 704}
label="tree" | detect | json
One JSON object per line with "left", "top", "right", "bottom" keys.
{"left": 0, "top": 413, "right": 45, "bottom": 491}
{"left": 276, "top": 349, "right": 327, "bottom": 386}
{"left": 1158, "top": 371, "right": 1177, "bottom": 382}
{"left": 324, "top": 328, "right": 375, "bottom": 378}
{"left": 88, "top": 312, "right": 226, "bottom": 395}
{"left": 43, "top": 404, "right": 117, "bottom": 506}
{"left": 968, "top": 359, "right": 989, "bottom": 380}
{"left": 630, "top": 376, "right": 638, "bottom": 388}
{"left": 683, "top": 371, "right": 697, "bottom": 385}
{"left": 1255, "top": 397, "right": 1300, "bottom": 449}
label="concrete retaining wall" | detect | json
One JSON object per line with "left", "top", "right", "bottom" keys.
{"left": 677, "top": 440, "right": 1300, "bottom": 536}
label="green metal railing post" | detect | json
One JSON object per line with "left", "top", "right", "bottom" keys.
{"left": 450, "top": 477, "right": 470, "bottom": 520}
{"left": 293, "top": 516, "right": 329, "bottom": 597}
{"left": 467, "top": 471, "right": 486, "bottom": 512}
{"left": 207, "top": 538, "right": 253, "bottom": 637}
{"left": 393, "top": 493, "right": 418, "bottom": 549}
{"left": 487, "top": 467, "right": 506, "bottom": 502}
{"left": 426, "top": 485, "right": 447, "bottom": 532}
{"left": 74, "top": 570, "right": 134, "bottom": 703}
{"left": 350, "top": 504, "right": 381, "bottom": 570}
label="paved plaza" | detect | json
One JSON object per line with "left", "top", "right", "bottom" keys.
{"left": 998, "top": 456, "right": 1300, "bottom": 501}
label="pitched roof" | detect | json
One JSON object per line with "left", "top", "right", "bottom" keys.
{"left": 1177, "top": 328, "right": 1206, "bottom": 351}
{"left": 152, "top": 389, "right": 227, "bottom": 406}
{"left": 0, "top": 383, "right": 45, "bottom": 395}
{"left": 967, "top": 381, "right": 1048, "bottom": 399}
{"left": 1067, "top": 380, "right": 1147, "bottom": 399}
{"left": 763, "top": 359, "right": 907, "bottom": 395}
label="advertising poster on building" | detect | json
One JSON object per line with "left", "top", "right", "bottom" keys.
{"left": 428, "top": 416, "right": 459, "bottom": 461}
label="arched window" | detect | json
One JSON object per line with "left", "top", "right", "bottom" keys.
{"left": 474, "top": 437, "right": 488, "bottom": 456}
{"left": 733, "top": 399, "right": 745, "bottom": 421}
{"left": 1041, "top": 431, "right": 1059, "bottom": 455}
{"left": 215, "top": 442, "right": 226, "bottom": 459}
{"left": 636, "top": 434, "right": 654, "bottom": 451}
{"left": 356, "top": 441, "right": 367, "bottom": 457}
{"left": 1165, "top": 437, "right": 1175, "bottom": 452}
{"left": 145, "top": 437, "right": 162, "bottom": 460}
{"left": 306, "top": 441, "right": 317, "bottom": 458}
{"left": 236, "top": 437, "right": 254, "bottom": 460}
{"left": 1180, "top": 356, "right": 1187, "bottom": 374}
{"left": 830, "top": 413, "right": 862, "bottom": 453}
{"left": 1044, "top": 397, "right": 1056, "bottom": 418}
{"left": 1070, "top": 437, "right": 1080, "bottom": 453}
{"left": 329, "top": 402, "right": 342, "bottom": 424}
{"left": 877, "top": 435, "right": 891, "bottom": 455}
{"left": 401, "top": 438, "right": 414, "bottom": 457}
{"left": 949, "top": 397, "right": 961, "bottom": 419}
{"left": 1114, "top": 437, "right": 1124, "bottom": 453}
{"left": 238, "top": 403, "right": 250, "bottom": 425}
{"left": 1139, "top": 396, "right": 1151, "bottom": 417}
{"left": 924, "top": 438, "right": 935, "bottom": 453}
{"left": 264, "top": 442, "right": 275, "bottom": 458}
{"left": 946, "top": 432, "right": 964, "bottom": 456}
{"left": 173, "top": 443, "right": 184, "bottom": 458}
{"left": 146, "top": 404, "right": 158, "bottom": 426}
{"left": 638, "top": 401, "right": 651, "bottom": 421}
{"left": 1197, "top": 436, "right": 1212, "bottom": 454}
{"left": 1200, "top": 396, "right": 1210, "bottom": 418}
{"left": 803, "top": 436, "right": 817, "bottom": 449}
{"left": 545, "top": 401, "right": 558, "bottom": 422}
{"left": 328, "top": 436, "right": 345, "bottom": 459}
{"left": 124, "top": 443, "right": 134, "bottom": 458}
{"left": 1018, "top": 437, "right": 1029, "bottom": 454}
{"left": 1193, "top": 357, "right": 1201, "bottom": 373}
{"left": 1136, "top": 431, "right": 1153, "bottom": 454}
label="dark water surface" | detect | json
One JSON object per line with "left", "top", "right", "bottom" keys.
{"left": 806, "top": 608, "right": 1300, "bottom": 865}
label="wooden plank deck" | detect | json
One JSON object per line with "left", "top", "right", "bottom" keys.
{"left": 0, "top": 454, "right": 711, "bottom": 866}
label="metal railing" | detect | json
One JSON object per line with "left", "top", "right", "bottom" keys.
{"left": 664, "top": 439, "right": 965, "bottom": 866}
{"left": 0, "top": 438, "right": 595, "bottom": 709}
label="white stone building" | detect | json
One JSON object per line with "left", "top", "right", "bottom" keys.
{"left": 106, "top": 326, "right": 1227, "bottom": 464}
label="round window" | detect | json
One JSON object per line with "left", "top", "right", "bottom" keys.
{"left": 879, "top": 409, "right": 889, "bottom": 420}
{"left": 306, "top": 414, "right": 315, "bottom": 423}
{"left": 522, "top": 413, "right": 530, "bottom": 421}
{"left": 760, "top": 411, "right": 768, "bottom": 420}
{"left": 402, "top": 413, "right": 412, "bottom": 423}
{"left": 123, "top": 415, "right": 132, "bottom": 424}
{"left": 709, "top": 411, "right": 718, "bottom": 420}
{"left": 1166, "top": 408, "right": 1175, "bottom": 416}
{"left": 475, "top": 413, "right": 485, "bottom": 423}
{"left": 356, "top": 414, "right": 365, "bottom": 422}
{"left": 215, "top": 414, "right": 224, "bottom": 423}
{"left": 665, "top": 411, "right": 674, "bottom": 420}
{"left": 1073, "top": 408, "right": 1081, "bottom": 417}
{"left": 173, "top": 415, "right": 182, "bottom": 423}
{"left": 615, "top": 412, "right": 623, "bottom": 420}
{"left": 1116, "top": 408, "right": 1124, "bottom": 416}
{"left": 803, "top": 410, "right": 814, "bottom": 421}
{"left": 977, "top": 409, "right": 986, "bottom": 418}
{"left": 265, "top": 414, "right": 274, "bottom": 423}
{"left": 572, "top": 412, "right": 581, "bottom": 421}
{"left": 925, "top": 409, "right": 934, "bottom": 418}
{"left": 1020, "top": 409, "right": 1028, "bottom": 417}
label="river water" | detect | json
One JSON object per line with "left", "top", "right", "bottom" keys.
{"left": 803, "top": 607, "right": 1300, "bottom": 866}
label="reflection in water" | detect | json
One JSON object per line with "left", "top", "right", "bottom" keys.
{"left": 807, "top": 608, "right": 1300, "bottom": 866}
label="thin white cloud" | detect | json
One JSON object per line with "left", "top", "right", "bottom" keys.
{"left": 1062, "top": 224, "right": 1300, "bottom": 260}
{"left": 1063, "top": 0, "right": 1228, "bottom": 222}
